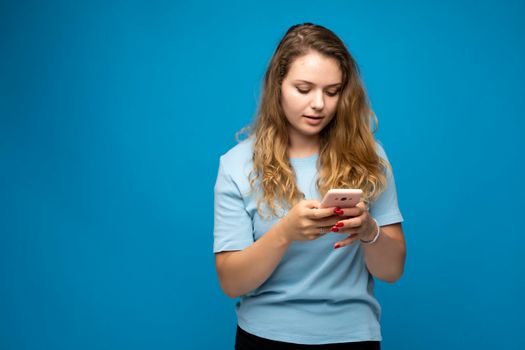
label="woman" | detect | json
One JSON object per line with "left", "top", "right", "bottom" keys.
{"left": 213, "top": 23, "right": 406, "bottom": 349}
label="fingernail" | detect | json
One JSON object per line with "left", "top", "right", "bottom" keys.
{"left": 334, "top": 243, "right": 341, "bottom": 249}
{"left": 336, "top": 210, "right": 344, "bottom": 215}
{"left": 336, "top": 222, "right": 344, "bottom": 227}
{"left": 330, "top": 227, "right": 339, "bottom": 232}
{"left": 333, "top": 208, "right": 341, "bottom": 214}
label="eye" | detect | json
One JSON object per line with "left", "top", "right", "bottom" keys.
{"left": 296, "top": 88, "right": 310, "bottom": 94}
{"left": 326, "top": 89, "right": 340, "bottom": 97}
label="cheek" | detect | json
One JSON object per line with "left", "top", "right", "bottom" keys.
{"left": 282, "top": 92, "right": 303, "bottom": 113}
{"left": 328, "top": 98, "right": 340, "bottom": 114}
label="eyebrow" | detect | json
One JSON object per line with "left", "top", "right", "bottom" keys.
{"left": 293, "top": 80, "right": 342, "bottom": 87}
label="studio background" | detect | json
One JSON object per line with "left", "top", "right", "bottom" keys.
{"left": 1, "top": 0, "right": 524, "bottom": 349}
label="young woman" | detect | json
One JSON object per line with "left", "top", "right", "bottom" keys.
{"left": 213, "top": 23, "right": 406, "bottom": 349}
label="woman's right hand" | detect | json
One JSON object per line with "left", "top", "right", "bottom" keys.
{"left": 277, "top": 199, "right": 342, "bottom": 243}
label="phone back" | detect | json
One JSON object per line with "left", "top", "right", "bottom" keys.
{"left": 320, "top": 189, "right": 362, "bottom": 208}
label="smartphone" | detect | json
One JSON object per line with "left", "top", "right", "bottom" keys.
{"left": 319, "top": 189, "right": 362, "bottom": 208}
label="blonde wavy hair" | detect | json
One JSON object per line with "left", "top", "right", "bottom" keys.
{"left": 239, "top": 23, "right": 389, "bottom": 218}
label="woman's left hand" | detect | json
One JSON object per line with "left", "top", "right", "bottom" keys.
{"left": 330, "top": 202, "right": 378, "bottom": 249}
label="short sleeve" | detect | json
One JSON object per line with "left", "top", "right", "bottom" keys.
{"left": 369, "top": 143, "right": 404, "bottom": 226}
{"left": 213, "top": 157, "right": 255, "bottom": 253}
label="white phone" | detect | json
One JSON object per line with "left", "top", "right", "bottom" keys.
{"left": 320, "top": 189, "right": 363, "bottom": 208}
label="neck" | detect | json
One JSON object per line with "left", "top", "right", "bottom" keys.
{"left": 287, "top": 129, "right": 320, "bottom": 158}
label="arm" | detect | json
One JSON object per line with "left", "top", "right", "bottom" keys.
{"left": 215, "top": 200, "right": 341, "bottom": 298}
{"left": 360, "top": 143, "right": 406, "bottom": 282}
{"left": 215, "top": 220, "right": 291, "bottom": 298}
{"left": 362, "top": 222, "right": 406, "bottom": 283}
{"left": 330, "top": 204, "right": 406, "bottom": 283}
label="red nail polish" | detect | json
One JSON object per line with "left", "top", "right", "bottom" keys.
{"left": 334, "top": 243, "right": 341, "bottom": 249}
{"left": 330, "top": 227, "right": 339, "bottom": 232}
{"left": 336, "top": 222, "right": 344, "bottom": 227}
{"left": 333, "top": 208, "right": 341, "bottom": 214}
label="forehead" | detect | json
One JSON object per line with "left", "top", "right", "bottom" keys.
{"left": 285, "top": 51, "right": 342, "bottom": 86}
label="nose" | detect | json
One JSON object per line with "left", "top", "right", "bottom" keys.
{"left": 311, "top": 90, "right": 325, "bottom": 111}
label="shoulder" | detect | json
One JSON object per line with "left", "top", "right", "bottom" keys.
{"left": 217, "top": 136, "right": 254, "bottom": 190}
{"left": 374, "top": 140, "right": 389, "bottom": 161}
{"left": 221, "top": 137, "right": 253, "bottom": 171}
{"left": 373, "top": 140, "right": 394, "bottom": 177}
{"left": 220, "top": 136, "right": 254, "bottom": 166}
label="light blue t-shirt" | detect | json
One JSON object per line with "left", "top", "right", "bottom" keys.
{"left": 213, "top": 137, "right": 403, "bottom": 344}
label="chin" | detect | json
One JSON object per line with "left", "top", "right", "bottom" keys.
{"left": 301, "top": 129, "right": 324, "bottom": 137}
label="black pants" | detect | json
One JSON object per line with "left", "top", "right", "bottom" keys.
{"left": 235, "top": 325, "right": 381, "bottom": 350}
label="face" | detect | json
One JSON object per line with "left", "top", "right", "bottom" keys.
{"left": 280, "top": 50, "right": 342, "bottom": 144}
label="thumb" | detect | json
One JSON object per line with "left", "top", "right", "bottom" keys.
{"left": 302, "top": 199, "right": 322, "bottom": 209}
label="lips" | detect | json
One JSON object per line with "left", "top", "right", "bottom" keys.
{"left": 303, "top": 115, "right": 324, "bottom": 126}
{"left": 303, "top": 115, "right": 324, "bottom": 120}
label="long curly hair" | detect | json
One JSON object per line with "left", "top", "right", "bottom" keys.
{"left": 241, "top": 23, "right": 389, "bottom": 218}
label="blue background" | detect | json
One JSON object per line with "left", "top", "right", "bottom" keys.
{"left": 1, "top": 0, "right": 524, "bottom": 349}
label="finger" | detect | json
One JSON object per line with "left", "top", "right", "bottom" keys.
{"left": 356, "top": 201, "right": 367, "bottom": 210}
{"left": 320, "top": 217, "right": 352, "bottom": 233}
{"left": 333, "top": 234, "right": 360, "bottom": 249}
{"left": 306, "top": 233, "right": 323, "bottom": 241}
{"left": 320, "top": 218, "right": 359, "bottom": 233}
{"left": 330, "top": 226, "right": 359, "bottom": 235}
{"left": 305, "top": 227, "right": 331, "bottom": 240}
{"left": 303, "top": 199, "right": 322, "bottom": 208}
{"left": 337, "top": 216, "right": 363, "bottom": 229}
{"left": 307, "top": 207, "right": 339, "bottom": 220}
{"left": 314, "top": 225, "right": 333, "bottom": 233}
{"left": 308, "top": 223, "right": 336, "bottom": 234}
{"left": 336, "top": 205, "right": 364, "bottom": 218}
{"left": 315, "top": 217, "right": 345, "bottom": 228}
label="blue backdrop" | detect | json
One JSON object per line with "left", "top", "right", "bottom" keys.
{"left": 1, "top": 0, "right": 524, "bottom": 349}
